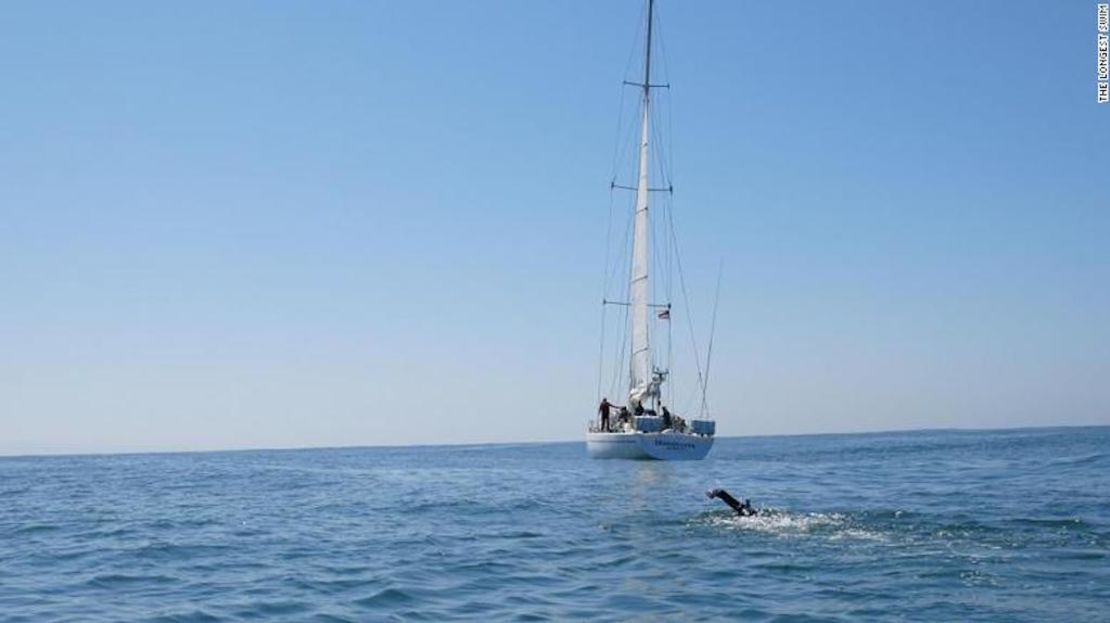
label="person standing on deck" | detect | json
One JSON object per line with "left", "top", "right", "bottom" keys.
{"left": 598, "top": 398, "right": 615, "bottom": 432}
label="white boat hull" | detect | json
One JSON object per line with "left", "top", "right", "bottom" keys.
{"left": 586, "top": 431, "right": 714, "bottom": 460}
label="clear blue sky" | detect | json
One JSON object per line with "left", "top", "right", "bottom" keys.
{"left": 1, "top": 1, "right": 1107, "bottom": 454}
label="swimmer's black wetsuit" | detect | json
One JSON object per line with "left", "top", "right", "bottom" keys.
{"left": 707, "top": 488, "right": 757, "bottom": 516}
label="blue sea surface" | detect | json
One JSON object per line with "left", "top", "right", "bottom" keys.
{"left": 2, "top": 426, "right": 1109, "bottom": 621}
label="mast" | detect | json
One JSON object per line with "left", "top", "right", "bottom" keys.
{"left": 628, "top": 0, "right": 654, "bottom": 406}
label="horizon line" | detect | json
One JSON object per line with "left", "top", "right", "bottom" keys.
{"left": 2, "top": 422, "right": 1106, "bottom": 460}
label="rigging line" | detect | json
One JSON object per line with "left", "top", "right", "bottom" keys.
{"left": 645, "top": 39, "right": 669, "bottom": 182}
{"left": 646, "top": 89, "right": 666, "bottom": 179}
{"left": 608, "top": 249, "right": 634, "bottom": 395}
{"left": 653, "top": 95, "right": 673, "bottom": 190}
{"left": 600, "top": 179, "right": 634, "bottom": 298}
{"left": 608, "top": 84, "right": 627, "bottom": 184}
{"left": 649, "top": 183, "right": 662, "bottom": 306}
{"left": 700, "top": 259, "right": 724, "bottom": 418}
{"left": 600, "top": 190, "right": 617, "bottom": 300}
{"left": 609, "top": 202, "right": 634, "bottom": 397}
{"left": 661, "top": 193, "right": 674, "bottom": 402}
{"left": 665, "top": 194, "right": 674, "bottom": 301}
{"left": 603, "top": 1, "right": 655, "bottom": 403}
{"left": 655, "top": 8, "right": 676, "bottom": 185}
{"left": 614, "top": 94, "right": 647, "bottom": 192}
{"left": 658, "top": 97, "right": 673, "bottom": 189}
{"left": 668, "top": 186, "right": 707, "bottom": 414}
{"left": 602, "top": 164, "right": 635, "bottom": 398}
{"left": 665, "top": 227, "right": 674, "bottom": 405}
{"left": 597, "top": 187, "right": 619, "bottom": 402}
{"left": 655, "top": 0, "right": 671, "bottom": 87}
{"left": 624, "top": 1, "right": 647, "bottom": 87}
{"left": 611, "top": 290, "right": 631, "bottom": 398}
{"left": 619, "top": 190, "right": 638, "bottom": 392}
{"left": 606, "top": 194, "right": 635, "bottom": 301}
{"left": 597, "top": 303, "right": 607, "bottom": 401}
{"left": 647, "top": 106, "right": 670, "bottom": 306}
{"left": 683, "top": 383, "right": 701, "bottom": 418}
{"left": 611, "top": 0, "right": 649, "bottom": 184}
{"left": 647, "top": 4, "right": 682, "bottom": 409}
{"left": 615, "top": 88, "right": 644, "bottom": 186}
{"left": 612, "top": 86, "right": 641, "bottom": 186}
{"left": 644, "top": 86, "right": 672, "bottom": 190}
{"left": 662, "top": 86, "right": 676, "bottom": 316}
{"left": 612, "top": 92, "right": 639, "bottom": 184}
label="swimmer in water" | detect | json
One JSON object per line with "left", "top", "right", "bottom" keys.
{"left": 706, "top": 488, "right": 757, "bottom": 516}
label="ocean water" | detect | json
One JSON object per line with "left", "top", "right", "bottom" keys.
{"left": 2, "top": 427, "right": 1108, "bottom": 622}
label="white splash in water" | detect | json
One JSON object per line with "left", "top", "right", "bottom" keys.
{"left": 701, "top": 509, "right": 888, "bottom": 542}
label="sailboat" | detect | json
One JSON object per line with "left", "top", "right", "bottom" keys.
{"left": 586, "top": 0, "right": 716, "bottom": 460}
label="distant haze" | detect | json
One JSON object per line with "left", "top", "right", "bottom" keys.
{"left": 2, "top": 1, "right": 1107, "bottom": 455}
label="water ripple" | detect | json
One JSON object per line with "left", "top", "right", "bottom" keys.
{"left": 1, "top": 427, "right": 1108, "bottom": 621}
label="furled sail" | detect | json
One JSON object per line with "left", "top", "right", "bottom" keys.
{"left": 628, "top": 103, "right": 651, "bottom": 406}
{"left": 628, "top": 1, "right": 654, "bottom": 408}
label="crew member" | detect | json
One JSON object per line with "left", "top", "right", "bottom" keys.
{"left": 618, "top": 406, "right": 630, "bottom": 427}
{"left": 598, "top": 397, "right": 613, "bottom": 432}
{"left": 661, "top": 406, "right": 672, "bottom": 430}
